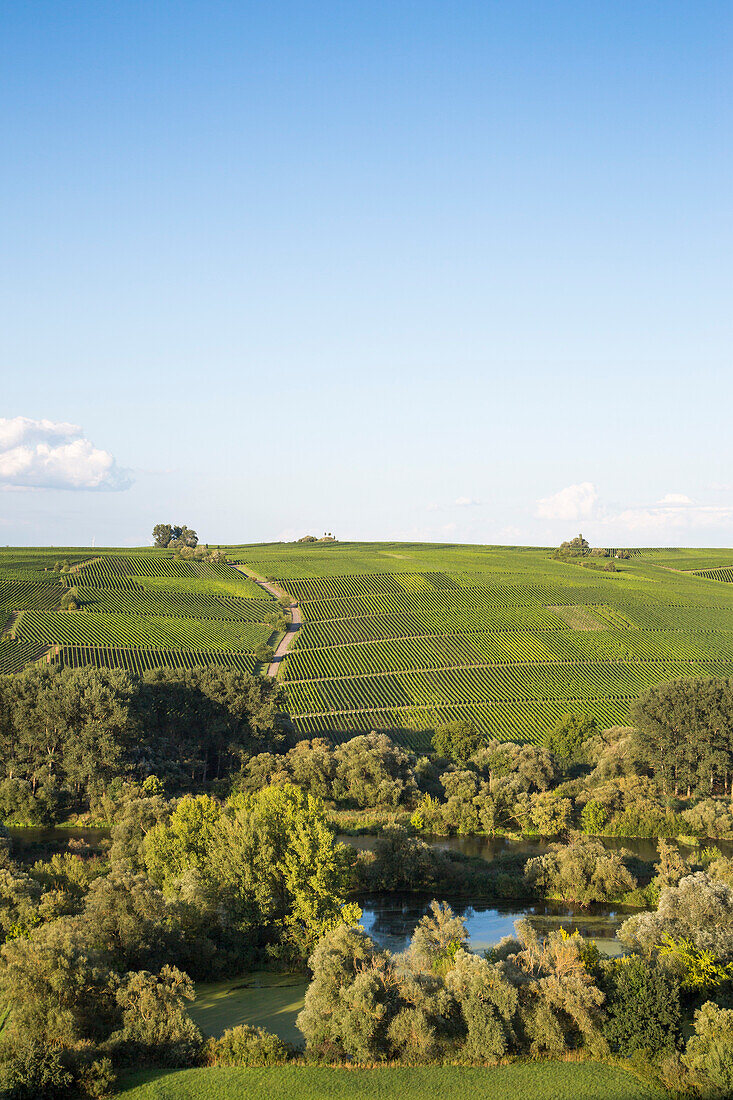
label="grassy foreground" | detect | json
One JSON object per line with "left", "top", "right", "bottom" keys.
{"left": 116, "top": 1063, "right": 667, "bottom": 1100}
{"left": 188, "top": 972, "right": 307, "bottom": 1045}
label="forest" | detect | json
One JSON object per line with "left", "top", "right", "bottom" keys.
{"left": 1, "top": 667, "right": 733, "bottom": 1095}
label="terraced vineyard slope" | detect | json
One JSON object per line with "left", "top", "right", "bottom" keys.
{"left": 7, "top": 542, "right": 733, "bottom": 752}
{"left": 224, "top": 542, "right": 733, "bottom": 749}
{"left": 0, "top": 547, "right": 276, "bottom": 676}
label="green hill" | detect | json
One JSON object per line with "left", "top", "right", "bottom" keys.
{"left": 227, "top": 542, "right": 733, "bottom": 748}
{"left": 5, "top": 542, "right": 733, "bottom": 749}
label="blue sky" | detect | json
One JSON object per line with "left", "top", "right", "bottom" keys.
{"left": 2, "top": 1, "right": 731, "bottom": 547}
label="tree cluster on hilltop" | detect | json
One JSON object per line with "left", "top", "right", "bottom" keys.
{"left": 152, "top": 524, "right": 198, "bottom": 549}
{"left": 552, "top": 534, "right": 631, "bottom": 570}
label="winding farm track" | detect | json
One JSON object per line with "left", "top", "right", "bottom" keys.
{"left": 229, "top": 564, "right": 302, "bottom": 678}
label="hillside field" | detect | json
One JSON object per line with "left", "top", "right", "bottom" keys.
{"left": 5, "top": 542, "right": 733, "bottom": 749}
{"left": 0, "top": 548, "right": 275, "bottom": 678}
{"left": 228, "top": 542, "right": 733, "bottom": 747}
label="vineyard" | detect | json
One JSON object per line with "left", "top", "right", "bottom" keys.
{"left": 224, "top": 541, "right": 733, "bottom": 747}
{"left": 0, "top": 548, "right": 276, "bottom": 677}
{"left": 6, "top": 541, "right": 733, "bottom": 750}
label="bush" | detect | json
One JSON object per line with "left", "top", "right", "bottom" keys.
{"left": 682, "top": 799, "right": 733, "bottom": 839}
{"left": 547, "top": 712, "right": 597, "bottom": 762}
{"left": 109, "top": 966, "right": 204, "bottom": 1068}
{"left": 206, "top": 1024, "right": 290, "bottom": 1066}
{"left": 580, "top": 800, "right": 607, "bottom": 835}
{"left": 602, "top": 955, "right": 681, "bottom": 1056}
{"left": 254, "top": 644, "right": 275, "bottom": 664}
{"left": 73, "top": 1053, "right": 116, "bottom": 1099}
{"left": 524, "top": 835, "right": 635, "bottom": 906}
{"left": 432, "top": 720, "right": 482, "bottom": 764}
{"left": 683, "top": 1001, "right": 733, "bottom": 1097}
{"left": 0, "top": 1039, "right": 72, "bottom": 1098}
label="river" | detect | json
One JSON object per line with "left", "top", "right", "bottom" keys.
{"left": 340, "top": 831, "right": 733, "bottom": 957}
{"left": 9, "top": 826, "right": 726, "bottom": 957}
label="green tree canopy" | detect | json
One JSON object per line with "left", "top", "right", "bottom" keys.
{"left": 547, "top": 712, "right": 598, "bottom": 763}
{"left": 432, "top": 720, "right": 483, "bottom": 765}
{"left": 143, "top": 784, "right": 360, "bottom": 960}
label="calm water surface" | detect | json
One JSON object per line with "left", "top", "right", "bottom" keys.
{"left": 359, "top": 893, "right": 629, "bottom": 956}
{"left": 343, "top": 832, "right": 733, "bottom": 957}
{"left": 342, "top": 832, "right": 733, "bottom": 864}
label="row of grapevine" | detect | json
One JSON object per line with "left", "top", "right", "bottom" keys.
{"left": 73, "top": 586, "right": 273, "bottom": 622}
{"left": 0, "top": 637, "right": 48, "bottom": 675}
{"left": 610, "top": 602, "right": 733, "bottom": 630}
{"left": 295, "top": 604, "right": 733, "bottom": 651}
{"left": 75, "top": 555, "right": 190, "bottom": 579}
{"left": 282, "top": 574, "right": 634, "bottom": 607}
{"left": 63, "top": 574, "right": 146, "bottom": 592}
{"left": 291, "top": 696, "right": 634, "bottom": 744}
{"left": 0, "top": 552, "right": 93, "bottom": 571}
{"left": 693, "top": 568, "right": 733, "bottom": 584}
{"left": 73, "top": 554, "right": 260, "bottom": 584}
{"left": 297, "top": 599, "right": 566, "bottom": 634}
{"left": 284, "top": 657, "right": 733, "bottom": 715}
{"left": 0, "top": 549, "right": 272, "bottom": 679}
{"left": 47, "top": 646, "right": 257, "bottom": 674}
{"left": 14, "top": 610, "right": 271, "bottom": 651}
{"left": 282, "top": 628, "right": 733, "bottom": 682}
{"left": 0, "top": 580, "right": 64, "bottom": 613}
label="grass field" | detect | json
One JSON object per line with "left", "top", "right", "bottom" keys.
{"left": 6, "top": 541, "right": 733, "bottom": 750}
{"left": 188, "top": 972, "right": 307, "bottom": 1045}
{"left": 115, "top": 1062, "right": 668, "bottom": 1099}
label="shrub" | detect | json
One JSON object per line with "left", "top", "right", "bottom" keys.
{"left": 602, "top": 955, "right": 681, "bottom": 1056}
{"left": 682, "top": 799, "right": 733, "bottom": 839}
{"left": 547, "top": 712, "right": 597, "bottom": 763}
{"left": 683, "top": 1001, "right": 733, "bottom": 1098}
{"left": 432, "top": 720, "right": 482, "bottom": 765}
{"left": 82, "top": 1062, "right": 115, "bottom": 1098}
{"left": 0, "top": 1039, "right": 72, "bottom": 1098}
{"left": 580, "top": 800, "right": 607, "bottom": 835}
{"left": 524, "top": 835, "right": 635, "bottom": 906}
{"left": 109, "top": 966, "right": 204, "bottom": 1068}
{"left": 207, "top": 1024, "right": 290, "bottom": 1066}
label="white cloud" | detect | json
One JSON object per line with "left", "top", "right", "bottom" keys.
{"left": 532, "top": 482, "right": 733, "bottom": 539}
{"left": 454, "top": 496, "right": 481, "bottom": 507}
{"left": 0, "top": 417, "right": 132, "bottom": 491}
{"left": 604, "top": 500, "right": 733, "bottom": 532}
{"left": 536, "top": 482, "right": 598, "bottom": 521}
